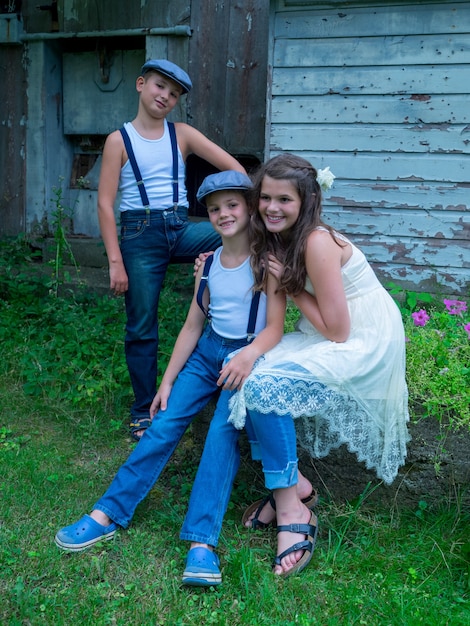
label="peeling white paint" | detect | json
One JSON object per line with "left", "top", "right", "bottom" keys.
{"left": 270, "top": 2, "right": 470, "bottom": 294}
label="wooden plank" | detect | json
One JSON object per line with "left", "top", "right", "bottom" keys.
{"left": 270, "top": 124, "right": 470, "bottom": 154}
{"left": 322, "top": 181, "right": 470, "bottom": 212}
{"left": 367, "top": 260, "right": 468, "bottom": 293}
{"left": 222, "top": 1, "right": 270, "bottom": 156}
{"left": 0, "top": 46, "right": 25, "bottom": 236}
{"left": 272, "top": 65, "right": 470, "bottom": 96}
{"left": 322, "top": 207, "right": 469, "bottom": 240}
{"left": 329, "top": 233, "right": 468, "bottom": 293}
{"left": 270, "top": 2, "right": 470, "bottom": 296}
{"left": 62, "top": 0, "right": 140, "bottom": 31}
{"left": 63, "top": 50, "right": 143, "bottom": 135}
{"left": 189, "top": 0, "right": 269, "bottom": 157}
{"left": 267, "top": 150, "right": 470, "bottom": 183}
{"left": 189, "top": 0, "right": 232, "bottom": 147}
{"left": 274, "top": 34, "right": 470, "bottom": 67}
{"left": 342, "top": 234, "right": 469, "bottom": 268}
{"left": 271, "top": 95, "right": 470, "bottom": 125}
{"left": 274, "top": 5, "right": 470, "bottom": 38}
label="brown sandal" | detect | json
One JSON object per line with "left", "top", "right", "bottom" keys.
{"left": 273, "top": 510, "right": 318, "bottom": 577}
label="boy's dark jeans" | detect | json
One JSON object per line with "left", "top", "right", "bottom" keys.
{"left": 120, "top": 207, "right": 221, "bottom": 421}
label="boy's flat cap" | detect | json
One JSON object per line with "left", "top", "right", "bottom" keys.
{"left": 197, "top": 171, "right": 253, "bottom": 204}
{"left": 141, "top": 59, "right": 192, "bottom": 94}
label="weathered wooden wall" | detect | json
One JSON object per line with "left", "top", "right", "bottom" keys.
{"left": 269, "top": 1, "right": 469, "bottom": 294}
{"left": 0, "top": 0, "right": 269, "bottom": 237}
{"left": 1, "top": 0, "right": 468, "bottom": 295}
{"left": 0, "top": 44, "right": 25, "bottom": 235}
{"left": 187, "top": 0, "right": 269, "bottom": 214}
{"left": 189, "top": 0, "right": 269, "bottom": 161}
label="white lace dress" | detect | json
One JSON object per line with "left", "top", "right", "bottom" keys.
{"left": 229, "top": 238, "right": 410, "bottom": 485}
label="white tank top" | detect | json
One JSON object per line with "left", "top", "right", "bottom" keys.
{"left": 119, "top": 120, "right": 188, "bottom": 211}
{"left": 208, "top": 248, "right": 267, "bottom": 339}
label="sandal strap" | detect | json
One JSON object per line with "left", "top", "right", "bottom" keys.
{"left": 273, "top": 539, "right": 313, "bottom": 566}
{"left": 276, "top": 522, "right": 316, "bottom": 535}
{"left": 251, "top": 493, "right": 276, "bottom": 529}
{"left": 130, "top": 417, "right": 152, "bottom": 429}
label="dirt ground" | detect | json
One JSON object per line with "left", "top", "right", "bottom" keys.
{"left": 193, "top": 401, "right": 470, "bottom": 510}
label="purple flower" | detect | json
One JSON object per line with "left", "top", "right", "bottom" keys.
{"left": 412, "top": 309, "right": 430, "bottom": 327}
{"left": 443, "top": 299, "right": 467, "bottom": 315}
{"left": 464, "top": 323, "right": 470, "bottom": 339}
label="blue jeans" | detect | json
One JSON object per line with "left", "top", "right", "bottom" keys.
{"left": 245, "top": 409, "right": 299, "bottom": 490}
{"left": 120, "top": 207, "right": 221, "bottom": 421}
{"left": 94, "top": 326, "right": 251, "bottom": 546}
{"left": 242, "top": 377, "right": 300, "bottom": 490}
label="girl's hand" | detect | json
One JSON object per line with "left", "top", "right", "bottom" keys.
{"left": 266, "top": 254, "right": 284, "bottom": 282}
{"left": 193, "top": 251, "right": 214, "bottom": 277}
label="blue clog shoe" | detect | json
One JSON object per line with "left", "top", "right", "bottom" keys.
{"left": 55, "top": 514, "right": 118, "bottom": 551}
{"left": 182, "top": 547, "right": 222, "bottom": 586}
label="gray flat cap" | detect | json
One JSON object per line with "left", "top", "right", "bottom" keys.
{"left": 141, "top": 59, "right": 192, "bottom": 94}
{"left": 197, "top": 171, "right": 253, "bottom": 204}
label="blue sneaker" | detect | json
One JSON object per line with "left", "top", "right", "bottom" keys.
{"left": 55, "top": 514, "right": 118, "bottom": 551}
{"left": 182, "top": 547, "right": 222, "bottom": 586}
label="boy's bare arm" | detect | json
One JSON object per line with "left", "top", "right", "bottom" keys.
{"left": 217, "top": 274, "right": 286, "bottom": 390}
{"left": 98, "top": 132, "right": 128, "bottom": 294}
{"left": 150, "top": 269, "right": 207, "bottom": 414}
{"left": 175, "top": 124, "right": 247, "bottom": 174}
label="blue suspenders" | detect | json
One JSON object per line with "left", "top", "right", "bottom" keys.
{"left": 196, "top": 255, "right": 262, "bottom": 341}
{"left": 120, "top": 123, "right": 261, "bottom": 339}
{"left": 119, "top": 122, "right": 179, "bottom": 210}
{"left": 196, "top": 254, "right": 214, "bottom": 319}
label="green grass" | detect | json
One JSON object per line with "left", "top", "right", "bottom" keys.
{"left": 1, "top": 378, "right": 469, "bottom": 625}
{"left": 0, "top": 242, "right": 469, "bottom": 624}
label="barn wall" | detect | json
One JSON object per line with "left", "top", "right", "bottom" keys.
{"left": 0, "top": 1, "right": 269, "bottom": 238}
{"left": 269, "top": 1, "right": 470, "bottom": 294}
{"left": 189, "top": 0, "right": 269, "bottom": 161}
{"left": 0, "top": 44, "right": 25, "bottom": 236}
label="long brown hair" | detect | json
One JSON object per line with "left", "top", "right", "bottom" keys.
{"left": 250, "top": 153, "right": 341, "bottom": 295}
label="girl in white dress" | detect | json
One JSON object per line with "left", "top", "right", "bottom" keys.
{"left": 229, "top": 153, "right": 410, "bottom": 577}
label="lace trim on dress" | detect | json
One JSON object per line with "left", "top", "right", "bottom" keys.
{"left": 228, "top": 373, "right": 409, "bottom": 485}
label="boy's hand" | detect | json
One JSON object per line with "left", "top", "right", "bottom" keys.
{"left": 217, "top": 349, "right": 257, "bottom": 391}
{"left": 150, "top": 382, "right": 173, "bottom": 416}
{"left": 193, "top": 251, "right": 214, "bottom": 277}
{"left": 109, "top": 261, "right": 129, "bottom": 295}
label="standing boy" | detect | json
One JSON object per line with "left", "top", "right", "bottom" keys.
{"left": 55, "top": 171, "right": 286, "bottom": 587}
{"left": 98, "top": 59, "right": 246, "bottom": 439}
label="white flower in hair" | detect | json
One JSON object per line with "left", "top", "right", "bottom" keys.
{"left": 317, "top": 167, "right": 336, "bottom": 191}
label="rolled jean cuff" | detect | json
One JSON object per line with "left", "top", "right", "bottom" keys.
{"left": 263, "top": 460, "right": 298, "bottom": 491}
{"left": 93, "top": 504, "right": 127, "bottom": 529}
{"left": 180, "top": 531, "right": 218, "bottom": 547}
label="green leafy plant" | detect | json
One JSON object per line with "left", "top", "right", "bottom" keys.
{"left": 394, "top": 289, "right": 470, "bottom": 430}
{"left": 0, "top": 427, "right": 30, "bottom": 453}
{"left": 0, "top": 238, "right": 193, "bottom": 411}
{"left": 387, "top": 282, "right": 435, "bottom": 316}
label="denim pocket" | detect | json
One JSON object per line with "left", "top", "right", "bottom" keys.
{"left": 120, "top": 218, "right": 147, "bottom": 241}
{"left": 172, "top": 212, "right": 187, "bottom": 230}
